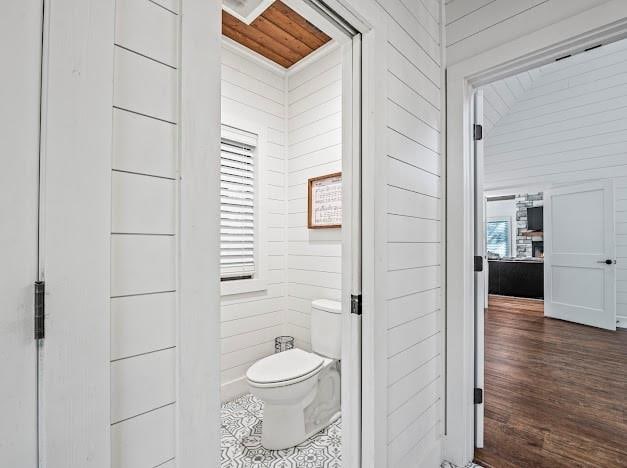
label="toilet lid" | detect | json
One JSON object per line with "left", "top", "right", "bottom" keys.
{"left": 246, "top": 348, "right": 323, "bottom": 385}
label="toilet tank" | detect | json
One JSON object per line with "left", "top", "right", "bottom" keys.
{"left": 311, "top": 299, "right": 342, "bottom": 359}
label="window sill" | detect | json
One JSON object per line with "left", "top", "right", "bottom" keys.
{"left": 220, "top": 278, "right": 268, "bottom": 297}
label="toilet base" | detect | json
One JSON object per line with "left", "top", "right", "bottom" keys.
{"left": 252, "top": 360, "right": 341, "bottom": 450}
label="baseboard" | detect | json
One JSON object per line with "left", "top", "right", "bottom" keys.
{"left": 617, "top": 315, "right": 627, "bottom": 329}
{"left": 221, "top": 376, "right": 248, "bottom": 403}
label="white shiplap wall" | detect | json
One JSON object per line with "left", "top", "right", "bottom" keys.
{"left": 286, "top": 47, "right": 343, "bottom": 351}
{"left": 445, "top": 0, "right": 609, "bottom": 65}
{"left": 220, "top": 45, "right": 288, "bottom": 400}
{"left": 110, "top": 0, "right": 178, "bottom": 466}
{"left": 481, "top": 69, "right": 540, "bottom": 133}
{"left": 484, "top": 38, "right": 627, "bottom": 325}
{"left": 377, "top": 0, "right": 445, "bottom": 466}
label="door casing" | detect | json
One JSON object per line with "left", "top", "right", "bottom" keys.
{"left": 445, "top": 2, "right": 627, "bottom": 465}
{"left": 0, "top": 2, "right": 43, "bottom": 466}
{"left": 472, "top": 90, "right": 485, "bottom": 449}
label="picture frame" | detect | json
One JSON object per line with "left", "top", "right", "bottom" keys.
{"left": 307, "top": 172, "right": 342, "bottom": 229}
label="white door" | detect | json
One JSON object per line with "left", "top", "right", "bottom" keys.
{"left": 0, "top": 2, "right": 43, "bottom": 465}
{"left": 473, "top": 90, "right": 485, "bottom": 448}
{"left": 544, "top": 181, "right": 616, "bottom": 330}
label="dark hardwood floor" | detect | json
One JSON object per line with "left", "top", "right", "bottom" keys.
{"left": 474, "top": 295, "right": 627, "bottom": 468}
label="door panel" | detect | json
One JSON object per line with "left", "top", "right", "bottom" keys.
{"left": 473, "top": 90, "right": 485, "bottom": 448}
{"left": 39, "top": 1, "right": 114, "bottom": 465}
{"left": 544, "top": 181, "right": 616, "bottom": 330}
{"left": 0, "top": 2, "right": 43, "bottom": 465}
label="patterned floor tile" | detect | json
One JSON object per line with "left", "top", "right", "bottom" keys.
{"left": 221, "top": 394, "right": 342, "bottom": 467}
{"left": 441, "top": 462, "right": 483, "bottom": 468}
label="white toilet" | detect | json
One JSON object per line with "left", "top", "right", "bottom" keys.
{"left": 245, "top": 299, "right": 342, "bottom": 450}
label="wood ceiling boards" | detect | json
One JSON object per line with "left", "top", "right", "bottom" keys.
{"left": 222, "top": 1, "right": 332, "bottom": 68}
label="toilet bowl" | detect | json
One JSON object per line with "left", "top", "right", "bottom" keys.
{"left": 246, "top": 299, "right": 342, "bottom": 450}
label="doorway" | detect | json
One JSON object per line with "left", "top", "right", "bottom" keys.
{"left": 448, "top": 26, "right": 627, "bottom": 467}
{"left": 217, "top": 1, "right": 364, "bottom": 466}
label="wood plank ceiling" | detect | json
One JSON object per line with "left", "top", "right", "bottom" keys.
{"left": 222, "top": 1, "right": 332, "bottom": 68}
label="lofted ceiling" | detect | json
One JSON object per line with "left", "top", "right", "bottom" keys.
{"left": 480, "top": 68, "right": 542, "bottom": 134}
{"left": 222, "top": 1, "right": 332, "bottom": 68}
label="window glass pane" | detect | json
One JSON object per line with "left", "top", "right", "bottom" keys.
{"left": 487, "top": 220, "right": 511, "bottom": 257}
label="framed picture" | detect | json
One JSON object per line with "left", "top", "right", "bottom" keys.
{"left": 307, "top": 172, "right": 342, "bottom": 229}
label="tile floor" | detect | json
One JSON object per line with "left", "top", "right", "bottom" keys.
{"left": 441, "top": 462, "right": 483, "bottom": 468}
{"left": 220, "top": 394, "right": 482, "bottom": 468}
{"left": 221, "top": 393, "right": 342, "bottom": 468}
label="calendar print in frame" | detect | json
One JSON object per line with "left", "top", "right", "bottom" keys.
{"left": 308, "top": 172, "right": 342, "bottom": 229}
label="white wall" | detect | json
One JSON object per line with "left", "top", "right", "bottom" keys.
{"left": 376, "top": 0, "right": 445, "bottom": 466}
{"left": 110, "top": 0, "right": 178, "bottom": 466}
{"left": 484, "top": 38, "right": 627, "bottom": 325}
{"left": 219, "top": 45, "right": 288, "bottom": 400}
{"left": 445, "top": 0, "right": 610, "bottom": 65}
{"left": 218, "top": 43, "right": 343, "bottom": 396}
{"left": 286, "top": 47, "right": 343, "bottom": 351}
{"left": 481, "top": 70, "right": 540, "bottom": 133}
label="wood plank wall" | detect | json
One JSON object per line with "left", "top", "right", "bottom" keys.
{"left": 374, "top": 0, "right": 444, "bottom": 466}
{"left": 445, "top": 0, "right": 608, "bottom": 65}
{"left": 484, "top": 38, "right": 627, "bottom": 326}
{"left": 286, "top": 47, "right": 343, "bottom": 350}
{"left": 219, "top": 46, "right": 288, "bottom": 400}
{"left": 110, "top": 0, "right": 179, "bottom": 466}
{"left": 481, "top": 70, "right": 540, "bottom": 133}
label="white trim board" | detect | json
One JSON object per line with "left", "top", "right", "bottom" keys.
{"left": 38, "top": 0, "right": 114, "bottom": 465}
{"left": 220, "top": 376, "right": 248, "bottom": 402}
{"left": 445, "top": 1, "right": 627, "bottom": 466}
{"left": 178, "top": 0, "right": 222, "bottom": 465}
{"left": 286, "top": 40, "right": 339, "bottom": 75}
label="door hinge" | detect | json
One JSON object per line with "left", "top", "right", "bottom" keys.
{"left": 351, "top": 294, "right": 362, "bottom": 315}
{"left": 34, "top": 281, "right": 45, "bottom": 340}
{"left": 474, "top": 255, "right": 484, "bottom": 272}
{"left": 474, "top": 388, "right": 483, "bottom": 405}
{"left": 473, "top": 123, "right": 483, "bottom": 141}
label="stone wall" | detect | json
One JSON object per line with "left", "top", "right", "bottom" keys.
{"left": 515, "top": 193, "right": 543, "bottom": 257}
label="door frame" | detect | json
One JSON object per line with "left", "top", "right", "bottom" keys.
{"left": 181, "top": 0, "right": 375, "bottom": 466}
{"left": 444, "top": 1, "right": 627, "bottom": 465}
{"left": 471, "top": 89, "right": 485, "bottom": 449}
{"left": 1, "top": 2, "right": 44, "bottom": 466}
{"left": 37, "top": 0, "right": 114, "bottom": 465}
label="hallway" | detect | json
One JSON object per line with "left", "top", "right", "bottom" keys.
{"left": 475, "top": 295, "right": 627, "bottom": 467}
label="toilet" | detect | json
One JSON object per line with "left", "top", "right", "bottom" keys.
{"left": 245, "top": 299, "right": 342, "bottom": 450}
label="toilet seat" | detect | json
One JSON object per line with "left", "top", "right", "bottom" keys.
{"left": 246, "top": 348, "right": 323, "bottom": 388}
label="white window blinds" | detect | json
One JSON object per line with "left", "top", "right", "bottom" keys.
{"left": 486, "top": 219, "right": 512, "bottom": 258}
{"left": 220, "top": 125, "right": 257, "bottom": 279}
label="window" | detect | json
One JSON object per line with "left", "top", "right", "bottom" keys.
{"left": 220, "top": 125, "right": 258, "bottom": 281}
{"left": 486, "top": 218, "right": 512, "bottom": 257}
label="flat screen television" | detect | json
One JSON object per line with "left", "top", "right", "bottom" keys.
{"left": 527, "top": 206, "right": 543, "bottom": 231}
